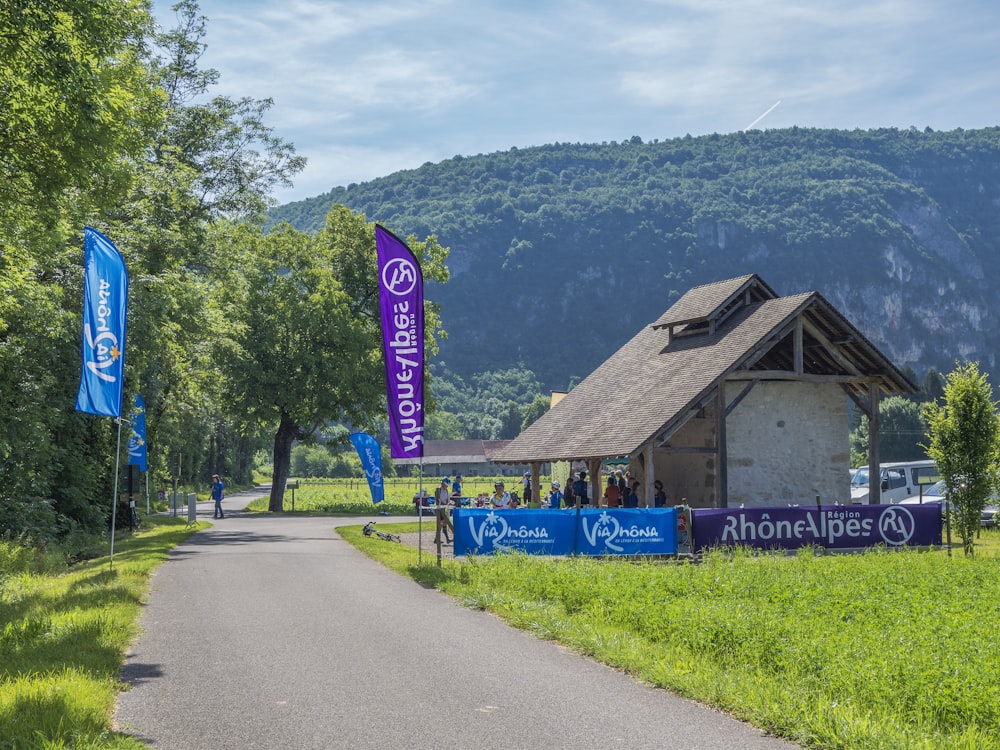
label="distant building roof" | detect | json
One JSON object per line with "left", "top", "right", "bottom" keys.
{"left": 497, "top": 274, "right": 914, "bottom": 464}
{"left": 393, "top": 439, "right": 512, "bottom": 466}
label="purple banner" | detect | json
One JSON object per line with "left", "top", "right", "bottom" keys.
{"left": 375, "top": 225, "right": 424, "bottom": 459}
{"left": 693, "top": 504, "right": 943, "bottom": 551}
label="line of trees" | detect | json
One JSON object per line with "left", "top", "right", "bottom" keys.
{"left": 0, "top": 1, "right": 447, "bottom": 540}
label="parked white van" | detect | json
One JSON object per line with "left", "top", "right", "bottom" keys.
{"left": 849, "top": 460, "right": 940, "bottom": 504}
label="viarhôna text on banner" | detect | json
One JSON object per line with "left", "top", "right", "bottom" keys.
{"left": 75, "top": 226, "right": 129, "bottom": 418}
{"left": 375, "top": 225, "right": 424, "bottom": 460}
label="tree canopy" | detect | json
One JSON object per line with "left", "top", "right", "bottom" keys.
{"left": 0, "top": 0, "right": 305, "bottom": 542}
{"left": 216, "top": 208, "right": 449, "bottom": 511}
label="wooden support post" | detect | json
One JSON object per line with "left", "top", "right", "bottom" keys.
{"left": 588, "top": 458, "right": 601, "bottom": 508}
{"left": 643, "top": 444, "right": 655, "bottom": 508}
{"left": 868, "top": 381, "right": 880, "bottom": 505}
{"left": 716, "top": 386, "right": 728, "bottom": 508}
{"left": 794, "top": 317, "right": 803, "bottom": 374}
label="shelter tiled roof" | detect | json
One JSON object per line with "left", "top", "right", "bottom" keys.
{"left": 497, "top": 275, "right": 913, "bottom": 464}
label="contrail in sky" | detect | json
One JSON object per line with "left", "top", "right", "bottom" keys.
{"left": 743, "top": 100, "right": 782, "bottom": 131}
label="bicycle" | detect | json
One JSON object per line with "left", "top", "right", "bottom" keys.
{"left": 363, "top": 521, "right": 401, "bottom": 543}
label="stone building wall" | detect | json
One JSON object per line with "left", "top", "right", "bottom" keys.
{"left": 725, "top": 380, "right": 850, "bottom": 507}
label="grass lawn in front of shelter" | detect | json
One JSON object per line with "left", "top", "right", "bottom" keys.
{"left": 345, "top": 520, "right": 1000, "bottom": 750}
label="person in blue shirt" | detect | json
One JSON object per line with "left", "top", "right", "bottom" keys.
{"left": 211, "top": 474, "right": 225, "bottom": 518}
{"left": 624, "top": 480, "right": 640, "bottom": 508}
{"left": 572, "top": 471, "right": 589, "bottom": 506}
{"left": 546, "top": 480, "right": 564, "bottom": 509}
{"left": 653, "top": 480, "right": 667, "bottom": 507}
{"left": 451, "top": 474, "right": 463, "bottom": 499}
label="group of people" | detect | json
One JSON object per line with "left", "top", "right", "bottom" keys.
{"left": 478, "top": 468, "right": 670, "bottom": 511}
{"left": 431, "top": 469, "right": 672, "bottom": 542}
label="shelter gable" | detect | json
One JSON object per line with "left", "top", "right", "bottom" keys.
{"left": 651, "top": 274, "right": 777, "bottom": 337}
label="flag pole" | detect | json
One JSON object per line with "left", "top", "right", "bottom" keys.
{"left": 109, "top": 416, "right": 124, "bottom": 568}
{"left": 418, "top": 459, "right": 424, "bottom": 564}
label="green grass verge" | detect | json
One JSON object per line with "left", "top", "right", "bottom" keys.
{"left": 343, "top": 521, "right": 1000, "bottom": 750}
{"left": 0, "top": 517, "right": 208, "bottom": 749}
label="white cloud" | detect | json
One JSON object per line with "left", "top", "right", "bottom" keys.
{"left": 153, "top": 0, "right": 1000, "bottom": 202}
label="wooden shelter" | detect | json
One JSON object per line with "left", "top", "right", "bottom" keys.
{"left": 496, "top": 274, "right": 915, "bottom": 508}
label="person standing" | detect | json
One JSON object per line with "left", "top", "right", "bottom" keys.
{"left": 653, "top": 480, "right": 667, "bottom": 507}
{"left": 434, "top": 478, "right": 453, "bottom": 544}
{"left": 624, "top": 480, "right": 640, "bottom": 509}
{"left": 451, "top": 474, "right": 463, "bottom": 500}
{"left": 572, "top": 471, "right": 589, "bottom": 506}
{"left": 603, "top": 475, "right": 621, "bottom": 507}
{"left": 521, "top": 472, "right": 532, "bottom": 505}
{"left": 211, "top": 474, "right": 225, "bottom": 519}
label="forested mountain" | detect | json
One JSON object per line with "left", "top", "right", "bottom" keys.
{"left": 269, "top": 127, "right": 1000, "bottom": 393}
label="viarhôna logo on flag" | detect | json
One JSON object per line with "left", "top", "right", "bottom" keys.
{"left": 75, "top": 227, "right": 129, "bottom": 418}
{"left": 349, "top": 432, "right": 384, "bottom": 503}
{"left": 127, "top": 394, "right": 148, "bottom": 472}
{"left": 375, "top": 225, "right": 424, "bottom": 459}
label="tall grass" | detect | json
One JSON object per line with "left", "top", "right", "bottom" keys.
{"left": 0, "top": 518, "right": 206, "bottom": 748}
{"left": 346, "top": 523, "right": 1000, "bottom": 750}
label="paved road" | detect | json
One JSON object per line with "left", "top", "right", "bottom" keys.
{"left": 115, "top": 488, "right": 798, "bottom": 749}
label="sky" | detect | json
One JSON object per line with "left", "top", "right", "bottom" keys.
{"left": 152, "top": 0, "right": 1000, "bottom": 205}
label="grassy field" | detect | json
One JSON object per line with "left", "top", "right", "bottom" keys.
{"left": 0, "top": 517, "right": 207, "bottom": 749}
{"left": 244, "top": 476, "right": 542, "bottom": 514}
{"left": 346, "top": 521, "right": 1000, "bottom": 750}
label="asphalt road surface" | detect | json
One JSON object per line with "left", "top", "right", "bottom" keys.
{"left": 115, "top": 487, "right": 799, "bottom": 749}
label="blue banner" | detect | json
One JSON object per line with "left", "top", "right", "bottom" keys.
{"left": 75, "top": 227, "right": 128, "bottom": 417}
{"left": 692, "top": 504, "right": 943, "bottom": 551}
{"left": 454, "top": 508, "right": 678, "bottom": 556}
{"left": 349, "top": 432, "right": 384, "bottom": 503}
{"left": 127, "top": 394, "right": 148, "bottom": 472}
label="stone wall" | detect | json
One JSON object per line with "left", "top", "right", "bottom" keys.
{"left": 725, "top": 380, "right": 850, "bottom": 507}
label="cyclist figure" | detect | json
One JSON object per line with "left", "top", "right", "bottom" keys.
{"left": 211, "top": 474, "right": 225, "bottom": 519}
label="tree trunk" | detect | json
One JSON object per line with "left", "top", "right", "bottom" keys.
{"left": 269, "top": 415, "right": 299, "bottom": 512}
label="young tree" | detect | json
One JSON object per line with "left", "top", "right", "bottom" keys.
{"left": 216, "top": 208, "right": 448, "bottom": 511}
{"left": 923, "top": 362, "right": 1000, "bottom": 556}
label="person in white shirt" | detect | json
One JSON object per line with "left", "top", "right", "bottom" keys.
{"left": 489, "top": 480, "right": 511, "bottom": 508}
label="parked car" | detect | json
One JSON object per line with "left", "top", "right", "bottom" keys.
{"left": 850, "top": 460, "right": 939, "bottom": 504}
{"left": 900, "top": 480, "right": 998, "bottom": 527}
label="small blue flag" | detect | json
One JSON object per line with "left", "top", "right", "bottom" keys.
{"left": 127, "top": 394, "right": 148, "bottom": 472}
{"left": 349, "top": 432, "right": 384, "bottom": 503}
{"left": 75, "top": 227, "right": 128, "bottom": 417}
